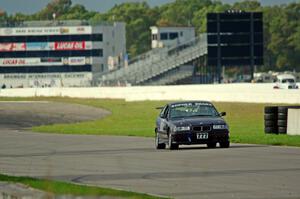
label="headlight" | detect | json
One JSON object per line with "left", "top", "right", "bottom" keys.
{"left": 174, "top": 126, "right": 190, "bottom": 132}
{"left": 213, "top": 124, "right": 228, "bottom": 129}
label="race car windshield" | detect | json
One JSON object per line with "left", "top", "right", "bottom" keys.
{"left": 170, "top": 103, "right": 219, "bottom": 118}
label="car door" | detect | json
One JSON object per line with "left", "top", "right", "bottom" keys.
{"left": 157, "top": 105, "right": 166, "bottom": 132}
{"left": 159, "top": 105, "right": 170, "bottom": 140}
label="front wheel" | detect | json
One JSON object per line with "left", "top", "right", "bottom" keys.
{"left": 220, "top": 141, "right": 230, "bottom": 148}
{"left": 155, "top": 132, "right": 166, "bottom": 149}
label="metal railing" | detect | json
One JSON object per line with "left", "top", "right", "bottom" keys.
{"left": 99, "top": 34, "right": 208, "bottom": 86}
{"left": 145, "top": 65, "right": 195, "bottom": 85}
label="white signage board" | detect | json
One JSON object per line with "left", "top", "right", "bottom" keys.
{"left": 0, "top": 26, "right": 92, "bottom": 36}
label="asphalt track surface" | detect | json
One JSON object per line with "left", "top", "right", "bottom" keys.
{"left": 0, "top": 102, "right": 300, "bottom": 199}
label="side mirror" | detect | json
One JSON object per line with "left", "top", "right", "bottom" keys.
{"left": 220, "top": 112, "right": 226, "bottom": 117}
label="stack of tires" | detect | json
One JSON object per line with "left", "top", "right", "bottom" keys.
{"left": 264, "top": 106, "right": 278, "bottom": 134}
{"left": 277, "top": 106, "right": 288, "bottom": 134}
{"left": 265, "top": 106, "right": 300, "bottom": 134}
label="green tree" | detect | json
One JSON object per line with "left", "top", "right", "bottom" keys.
{"left": 262, "top": 6, "right": 278, "bottom": 70}
{"left": 158, "top": 0, "right": 213, "bottom": 27}
{"left": 285, "top": 3, "right": 300, "bottom": 70}
{"left": 100, "top": 2, "right": 158, "bottom": 57}
{"left": 265, "top": 3, "right": 300, "bottom": 70}
{"left": 34, "top": 0, "right": 72, "bottom": 20}
{"left": 232, "top": 0, "right": 261, "bottom": 11}
{"left": 0, "top": 9, "right": 7, "bottom": 24}
{"left": 192, "top": 2, "right": 230, "bottom": 33}
{"left": 60, "top": 4, "right": 97, "bottom": 20}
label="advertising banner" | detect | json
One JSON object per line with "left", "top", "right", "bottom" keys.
{"left": 27, "top": 42, "right": 53, "bottom": 51}
{"left": 67, "top": 57, "right": 86, "bottom": 65}
{"left": 1, "top": 58, "right": 40, "bottom": 66}
{"left": 0, "top": 57, "right": 92, "bottom": 66}
{"left": 0, "top": 43, "right": 26, "bottom": 51}
{"left": 0, "top": 41, "right": 92, "bottom": 51}
{"left": 54, "top": 41, "right": 86, "bottom": 50}
{"left": 0, "top": 26, "right": 92, "bottom": 36}
{"left": 0, "top": 58, "right": 63, "bottom": 66}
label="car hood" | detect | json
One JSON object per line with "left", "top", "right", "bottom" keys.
{"left": 170, "top": 117, "right": 226, "bottom": 126}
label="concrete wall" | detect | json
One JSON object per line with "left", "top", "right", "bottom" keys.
{"left": 0, "top": 72, "right": 92, "bottom": 88}
{"left": 287, "top": 109, "right": 300, "bottom": 135}
{"left": 0, "top": 83, "right": 300, "bottom": 104}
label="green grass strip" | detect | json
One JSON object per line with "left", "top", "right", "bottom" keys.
{"left": 0, "top": 174, "right": 168, "bottom": 199}
{"left": 1, "top": 97, "right": 300, "bottom": 147}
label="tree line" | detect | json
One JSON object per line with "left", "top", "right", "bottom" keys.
{"left": 1, "top": 0, "right": 300, "bottom": 72}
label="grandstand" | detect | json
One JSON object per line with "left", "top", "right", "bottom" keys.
{"left": 97, "top": 34, "right": 208, "bottom": 86}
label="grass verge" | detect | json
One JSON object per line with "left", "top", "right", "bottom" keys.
{"left": 1, "top": 97, "right": 300, "bottom": 147}
{"left": 0, "top": 174, "right": 168, "bottom": 199}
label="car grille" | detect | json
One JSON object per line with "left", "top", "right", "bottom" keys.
{"left": 192, "top": 125, "right": 211, "bottom": 132}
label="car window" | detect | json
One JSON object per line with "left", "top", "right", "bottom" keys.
{"left": 159, "top": 106, "right": 166, "bottom": 118}
{"left": 282, "top": 78, "right": 295, "bottom": 83}
{"left": 159, "top": 105, "right": 169, "bottom": 118}
{"left": 287, "top": 78, "right": 295, "bottom": 83}
{"left": 164, "top": 106, "right": 170, "bottom": 118}
{"left": 170, "top": 103, "right": 218, "bottom": 118}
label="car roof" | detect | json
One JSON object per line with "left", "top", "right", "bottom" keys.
{"left": 168, "top": 101, "right": 213, "bottom": 106}
{"left": 277, "top": 74, "right": 296, "bottom": 80}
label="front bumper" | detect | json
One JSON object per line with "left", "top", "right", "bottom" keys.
{"left": 171, "top": 130, "right": 229, "bottom": 145}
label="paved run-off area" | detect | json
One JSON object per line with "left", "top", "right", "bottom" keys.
{"left": 0, "top": 102, "right": 300, "bottom": 199}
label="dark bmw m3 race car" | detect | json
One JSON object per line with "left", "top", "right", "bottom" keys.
{"left": 155, "top": 101, "right": 230, "bottom": 150}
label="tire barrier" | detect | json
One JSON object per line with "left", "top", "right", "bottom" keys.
{"left": 264, "top": 106, "right": 278, "bottom": 134}
{"left": 264, "top": 106, "right": 300, "bottom": 134}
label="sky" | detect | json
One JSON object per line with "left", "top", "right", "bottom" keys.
{"left": 0, "top": 0, "right": 298, "bottom": 14}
